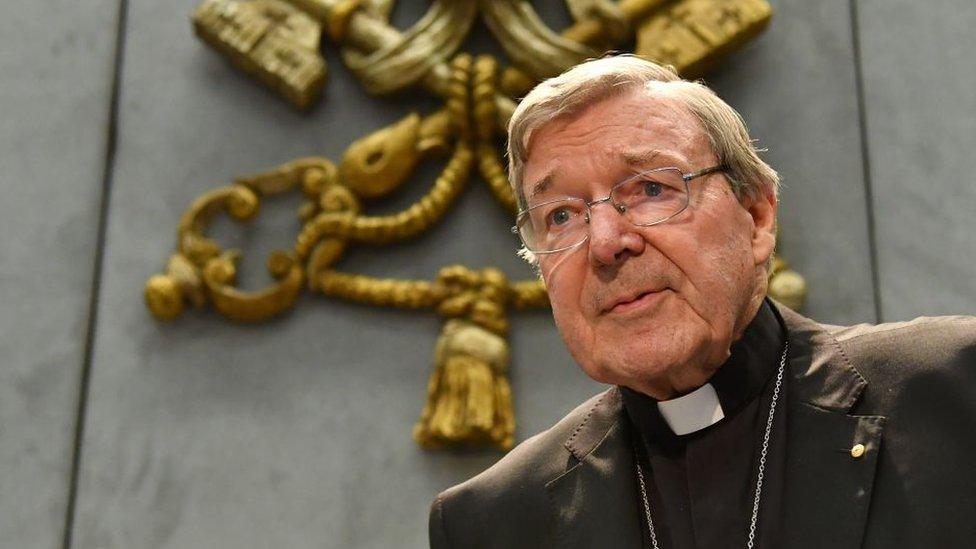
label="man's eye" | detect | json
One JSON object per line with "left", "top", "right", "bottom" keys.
{"left": 548, "top": 208, "right": 573, "bottom": 226}
{"left": 643, "top": 181, "right": 663, "bottom": 197}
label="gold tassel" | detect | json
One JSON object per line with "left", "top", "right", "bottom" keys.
{"left": 491, "top": 370, "right": 515, "bottom": 450}
{"left": 413, "top": 319, "right": 514, "bottom": 450}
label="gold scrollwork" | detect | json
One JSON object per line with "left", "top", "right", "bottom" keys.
{"left": 150, "top": 0, "right": 802, "bottom": 450}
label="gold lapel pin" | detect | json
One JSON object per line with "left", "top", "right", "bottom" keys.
{"left": 850, "top": 443, "right": 866, "bottom": 458}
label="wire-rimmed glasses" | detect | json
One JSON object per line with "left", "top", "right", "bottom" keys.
{"left": 512, "top": 165, "right": 725, "bottom": 254}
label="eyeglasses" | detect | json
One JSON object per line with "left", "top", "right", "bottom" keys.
{"left": 512, "top": 165, "right": 725, "bottom": 254}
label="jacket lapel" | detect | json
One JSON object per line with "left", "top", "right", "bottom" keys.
{"left": 545, "top": 387, "right": 643, "bottom": 548}
{"left": 777, "top": 304, "right": 886, "bottom": 549}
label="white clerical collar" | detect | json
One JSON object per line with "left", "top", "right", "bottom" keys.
{"left": 656, "top": 383, "right": 725, "bottom": 436}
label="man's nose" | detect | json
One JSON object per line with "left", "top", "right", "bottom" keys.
{"left": 587, "top": 202, "right": 645, "bottom": 266}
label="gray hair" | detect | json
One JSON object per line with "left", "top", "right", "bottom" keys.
{"left": 507, "top": 55, "right": 780, "bottom": 215}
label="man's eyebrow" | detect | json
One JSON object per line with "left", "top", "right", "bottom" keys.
{"left": 529, "top": 174, "right": 554, "bottom": 198}
{"left": 622, "top": 148, "right": 663, "bottom": 167}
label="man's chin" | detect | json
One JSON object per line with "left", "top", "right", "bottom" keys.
{"left": 582, "top": 353, "right": 678, "bottom": 391}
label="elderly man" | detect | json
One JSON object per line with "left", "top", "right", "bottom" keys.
{"left": 428, "top": 56, "right": 976, "bottom": 548}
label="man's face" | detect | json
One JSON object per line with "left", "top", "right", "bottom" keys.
{"left": 522, "top": 88, "right": 777, "bottom": 399}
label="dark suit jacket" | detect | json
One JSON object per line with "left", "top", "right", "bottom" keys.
{"left": 429, "top": 304, "right": 976, "bottom": 548}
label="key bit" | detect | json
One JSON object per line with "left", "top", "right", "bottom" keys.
{"left": 193, "top": 0, "right": 327, "bottom": 109}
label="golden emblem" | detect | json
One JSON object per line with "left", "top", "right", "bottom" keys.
{"left": 146, "top": 0, "right": 805, "bottom": 450}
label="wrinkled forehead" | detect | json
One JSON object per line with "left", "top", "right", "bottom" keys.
{"left": 522, "top": 88, "right": 711, "bottom": 161}
{"left": 520, "top": 89, "right": 712, "bottom": 199}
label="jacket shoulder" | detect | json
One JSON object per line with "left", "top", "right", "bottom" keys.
{"left": 830, "top": 314, "right": 976, "bottom": 367}
{"left": 430, "top": 389, "right": 616, "bottom": 548}
{"left": 829, "top": 315, "right": 976, "bottom": 412}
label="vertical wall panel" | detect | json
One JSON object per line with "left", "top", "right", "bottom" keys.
{"left": 71, "top": 2, "right": 598, "bottom": 548}
{"left": 856, "top": 0, "right": 976, "bottom": 321}
{"left": 0, "top": 1, "right": 119, "bottom": 547}
{"left": 709, "top": 0, "right": 878, "bottom": 325}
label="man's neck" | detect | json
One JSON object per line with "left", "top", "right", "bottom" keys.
{"left": 634, "top": 297, "right": 766, "bottom": 400}
{"left": 620, "top": 299, "right": 786, "bottom": 438}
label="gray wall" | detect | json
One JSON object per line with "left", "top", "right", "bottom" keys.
{"left": 2, "top": 1, "right": 974, "bottom": 547}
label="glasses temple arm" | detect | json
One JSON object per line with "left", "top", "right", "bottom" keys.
{"left": 684, "top": 164, "right": 727, "bottom": 181}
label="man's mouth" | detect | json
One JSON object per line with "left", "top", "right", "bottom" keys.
{"left": 604, "top": 289, "right": 668, "bottom": 315}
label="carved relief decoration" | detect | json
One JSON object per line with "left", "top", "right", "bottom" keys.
{"left": 146, "top": 0, "right": 806, "bottom": 450}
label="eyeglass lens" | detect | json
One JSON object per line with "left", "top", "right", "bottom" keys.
{"left": 516, "top": 168, "right": 689, "bottom": 253}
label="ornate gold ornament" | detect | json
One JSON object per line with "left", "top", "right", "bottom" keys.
{"left": 147, "top": 0, "right": 805, "bottom": 450}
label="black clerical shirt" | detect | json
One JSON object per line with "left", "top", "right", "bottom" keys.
{"left": 621, "top": 300, "right": 788, "bottom": 549}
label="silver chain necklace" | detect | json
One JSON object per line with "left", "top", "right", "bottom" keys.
{"left": 634, "top": 341, "right": 789, "bottom": 549}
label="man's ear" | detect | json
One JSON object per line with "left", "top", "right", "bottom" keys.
{"left": 742, "top": 189, "right": 777, "bottom": 267}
